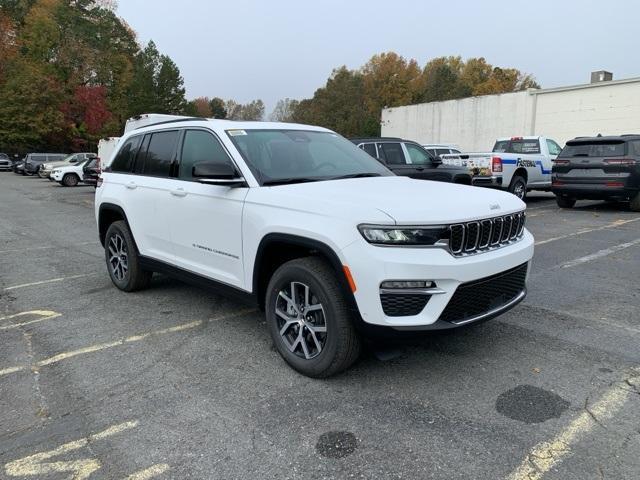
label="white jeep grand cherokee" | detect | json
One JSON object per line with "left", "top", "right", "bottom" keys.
{"left": 95, "top": 117, "right": 534, "bottom": 377}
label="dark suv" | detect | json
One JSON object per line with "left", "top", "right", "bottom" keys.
{"left": 22, "top": 153, "right": 67, "bottom": 175}
{"left": 552, "top": 135, "right": 640, "bottom": 211}
{"left": 351, "top": 138, "right": 471, "bottom": 184}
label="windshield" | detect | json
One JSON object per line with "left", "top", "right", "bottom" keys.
{"left": 559, "top": 141, "right": 626, "bottom": 157}
{"left": 226, "top": 129, "right": 392, "bottom": 185}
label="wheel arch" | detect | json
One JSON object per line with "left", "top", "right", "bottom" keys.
{"left": 98, "top": 203, "right": 130, "bottom": 247}
{"left": 512, "top": 168, "right": 528, "bottom": 183}
{"left": 252, "top": 233, "right": 360, "bottom": 317}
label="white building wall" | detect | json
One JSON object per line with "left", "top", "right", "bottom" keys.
{"left": 381, "top": 77, "right": 640, "bottom": 152}
{"left": 533, "top": 80, "right": 640, "bottom": 145}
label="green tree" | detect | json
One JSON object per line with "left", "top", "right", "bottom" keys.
{"left": 292, "top": 67, "right": 372, "bottom": 137}
{"left": 126, "top": 41, "right": 188, "bottom": 117}
{"left": 209, "top": 97, "right": 227, "bottom": 119}
{"left": 269, "top": 98, "right": 299, "bottom": 122}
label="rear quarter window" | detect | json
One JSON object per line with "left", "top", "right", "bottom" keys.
{"left": 111, "top": 136, "right": 142, "bottom": 172}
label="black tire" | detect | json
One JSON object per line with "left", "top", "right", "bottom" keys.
{"left": 508, "top": 175, "right": 527, "bottom": 200}
{"left": 62, "top": 173, "right": 79, "bottom": 187}
{"left": 630, "top": 192, "right": 640, "bottom": 212}
{"left": 104, "top": 220, "right": 152, "bottom": 292}
{"left": 265, "top": 256, "right": 361, "bottom": 378}
{"left": 556, "top": 194, "right": 576, "bottom": 208}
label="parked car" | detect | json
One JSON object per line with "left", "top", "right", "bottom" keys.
{"left": 23, "top": 153, "right": 67, "bottom": 176}
{"left": 82, "top": 157, "right": 101, "bottom": 187}
{"left": 96, "top": 117, "right": 533, "bottom": 377}
{"left": 0, "top": 153, "right": 11, "bottom": 171}
{"left": 51, "top": 158, "right": 92, "bottom": 186}
{"left": 440, "top": 136, "right": 563, "bottom": 199}
{"left": 13, "top": 161, "right": 25, "bottom": 174}
{"left": 422, "top": 144, "right": 462, "bottom": 157}
{"left": 39, "top": 152, "right": 96, "bottom": 179}
{"left": 552, "top": 134, "right": 640, "bottom": 211}
{"left": 350, "top": 137, "right": 472, "bottom": 184}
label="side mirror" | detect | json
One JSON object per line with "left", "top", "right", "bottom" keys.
{"left": 432, "top": 155, "right": 443, "bottom": 166}
{"left": 192, "top": 162, "right": 245, "bottom": 187}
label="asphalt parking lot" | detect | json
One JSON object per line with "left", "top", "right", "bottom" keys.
{"left": 1, "top": 173, "right": 639, "bottom": 480}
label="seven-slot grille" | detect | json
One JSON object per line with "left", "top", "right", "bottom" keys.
{"left": 449, "top": 212, "right": 525, "bottom": 256}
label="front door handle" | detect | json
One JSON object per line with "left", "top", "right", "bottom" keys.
{"left": 170, "top": 188, "right": 187, "bottom": 197}
{"left": 125, "top": 181, "right": 137, "bottom": 190}
{"left": 415, "top": 167, "right": 424, "bottom": 171}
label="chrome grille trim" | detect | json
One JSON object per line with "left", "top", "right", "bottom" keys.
{"left": 447, "top": 212, "right": 526, "bottom": 257}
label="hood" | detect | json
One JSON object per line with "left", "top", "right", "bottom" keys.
{"left": 261, "top": 176, "right": 525, "bottom": 224}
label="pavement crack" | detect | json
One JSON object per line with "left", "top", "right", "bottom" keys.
{"left": 584, "top": 397, "right": 606, "bottom": 429}
{"left": 21, "top": 329, "right": 51, "bottom": 421}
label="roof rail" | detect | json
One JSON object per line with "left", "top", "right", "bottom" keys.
{"left": 135, "top": 117, "right": 209, "bottom": 130}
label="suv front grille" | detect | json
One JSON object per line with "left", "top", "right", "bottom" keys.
{"left": 449, "top": 212, "right": 525, "bottom": 256}
{"left": 439, "top": 263, "right": 528, "bottom": 324}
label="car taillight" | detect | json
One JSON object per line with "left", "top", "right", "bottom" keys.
{"left": 491, "top": 157, "right": 502, "bottom": 173}
{"left": 603, "top": 158, "right": 636, "bottom": 166}
{"left": 96, "top": 157, "right": 102, "bottom": 172}
{"left": 605, "top": 181, "right": 624, "bottom": 187}
{"left": 96, "top": 177, "right": 103, "bottom": 187}
{"left": 554, "top": 159, "right": 570, "bottom": 166}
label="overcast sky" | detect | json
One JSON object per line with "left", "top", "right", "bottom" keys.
{"left": 117, "top": 0, "right": 639, "bottom": 115}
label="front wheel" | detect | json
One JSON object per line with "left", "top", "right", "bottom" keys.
{"left": 508, "top": 175, "right": 527, "bottom": 200}
{"left": 265, "top": 257, "right": 361, "bottom": 378}
{"left": 104, "top": 220, "right": 152, "bottom": 292}
{"left": 556, "top": 194, "right": 576, "bottom": 208}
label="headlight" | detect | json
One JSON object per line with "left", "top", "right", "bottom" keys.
{"left": 358, "top": 225, "right": 447, "bottom": 246}
{"left": 52, "top": 170, "right": 60, "bottom": 174}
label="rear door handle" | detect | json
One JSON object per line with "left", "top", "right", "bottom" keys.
{"left": 125, "top": 181, "right": 137, "bottom": 190}
{"left": 170, "top": 188, "right": 187, "bottom": 197}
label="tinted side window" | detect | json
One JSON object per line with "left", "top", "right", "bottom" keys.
{"left": 142, "top": 131, "right": 180, "bottom": 177}
{"left": 32, "top": 154, "right": 46, "bottom": 162}
{"left": 360, "top": 143, "right": 377, "bottom": 158}
{"left": 546, "top": 139, "right": 562, "bottom": 156}
{"left": 179, "top": 130, "right": 234, "bottom": 180}
{"left": 111, "top": 136, "right": 142, "bottom": 173}
{"left": 435, "top": 148, "right": 450, "bottom": 157}
{"left": 405, "top": 143, "right": 432, "bottom": 165}
{"left": 631, "top": 141, "right": 640, "bottom": 156}
{"left": 510, "top": 140, "right": 540, "bottom": 154}
{"left": 379, "top": 143, "right": 406, "bottom": 165}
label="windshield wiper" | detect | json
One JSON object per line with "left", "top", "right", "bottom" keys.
{"left": 262, "top": 177, "right": 323, "bottom": 186}
{"left": 329, "top": 173, "right": 383, "bottom": 180}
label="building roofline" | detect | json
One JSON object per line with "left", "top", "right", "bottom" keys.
{"left": 530, "top": 76, "right": 640, "bottom": 95}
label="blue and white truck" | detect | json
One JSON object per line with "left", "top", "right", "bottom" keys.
{"left": 441, "top": 136, "right": 563, "bottom": 199}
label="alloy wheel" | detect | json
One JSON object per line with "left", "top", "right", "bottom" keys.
{"left": 108, "top": 233, "right": 129, "bottom": 281}
{"left": 513, "top": 182, "right": 525, "bottom": 199}
{"left": 275, "top": 281, "right": 327, "bottom": 359}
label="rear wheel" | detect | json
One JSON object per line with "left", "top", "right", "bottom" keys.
{"left": 62, "top": 173, "right": 79, "bottom": 187}
{"left": 630, "top": 192, "right": 640, "bottom": 212}
{"left": 508, "top": 175, "right": 527, "bottom": 200}
{"left": 265, "top": 257, "right": 361, "bottom": 378}
{"left": 556, "top": 194, "right": 576, "bottom": 208}
{"left": 104, "top": 220, "right": 152, "bottom": 292}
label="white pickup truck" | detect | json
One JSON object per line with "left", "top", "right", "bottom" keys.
{"left": 441, "top": 136, "right": 563, "bottom": 199}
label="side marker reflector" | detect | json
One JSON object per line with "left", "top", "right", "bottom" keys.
{"left": 343, "top": 265, "right": 357, "bottom": 293}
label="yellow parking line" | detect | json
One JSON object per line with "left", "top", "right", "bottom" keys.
{"left": 0, "top": 309, "right": 256, "bottom": 378}
{"left": 5, "top": 421, "right": 138, "bottom": 479}
{"left": 0, "top": 310, "right": 61, "bottom": 331}
{"left": 4, "top": 274, "right": 93, "bottom": 291}
{"left": 535, "top": 217, "right": 640, "bottom": 246}
{"left": 507, "top": 370, "right": 639, "bottom": 480}
{"left": 125, "top": 464, "right": 170, "bottom": 480}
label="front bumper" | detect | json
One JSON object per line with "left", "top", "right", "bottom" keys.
{"left": 341, "top": 230, "right": 534, "bottom": 329}
{"left": 51, "top": 172, "right": 63, "bottom": 181}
